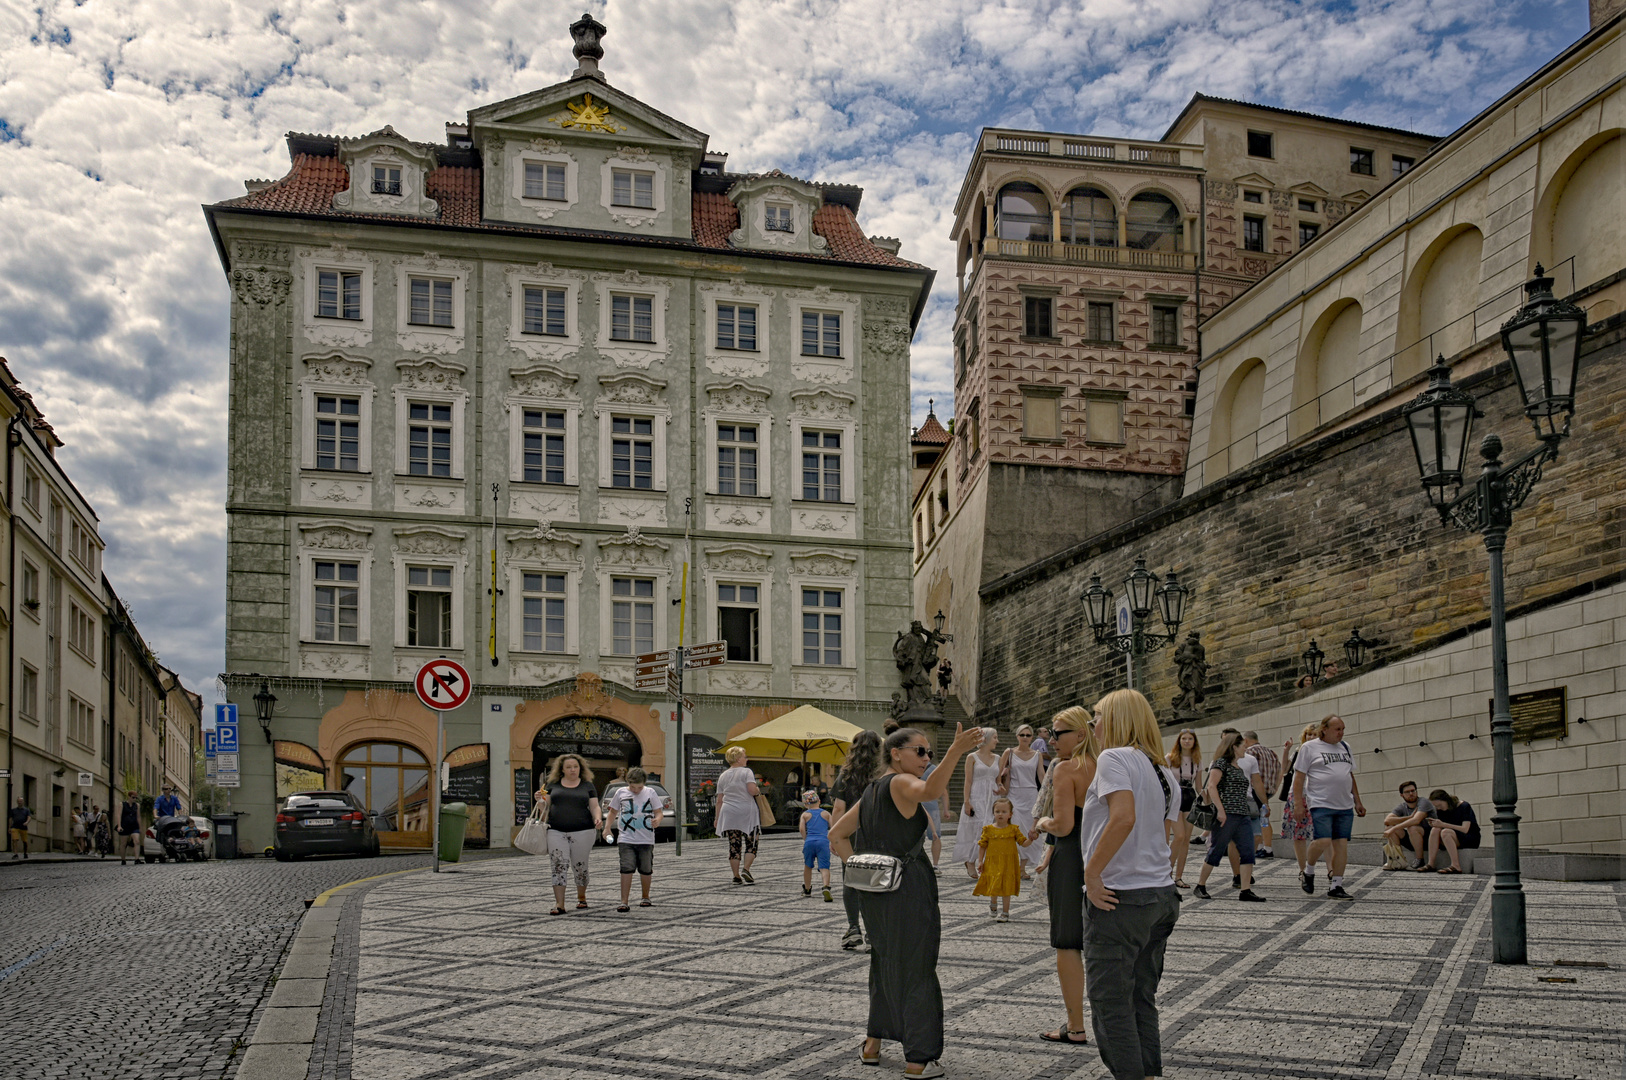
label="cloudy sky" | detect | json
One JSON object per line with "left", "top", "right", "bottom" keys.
{"left": 0, "top": 0, "right": 1591, "bottom": 698}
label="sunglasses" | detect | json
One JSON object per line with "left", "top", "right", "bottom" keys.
{"left": 1018, "top": 733, "right": 1033, "bottom": 738}
{"left": 905, "top": 746, "right": 933, "bottom": 759}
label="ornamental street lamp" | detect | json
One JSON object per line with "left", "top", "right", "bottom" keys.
{"left": 1402, "top": 266, "right": 1588, "bottom": 966}
{"left": 1343, "top": 627, "right": 1382, "bottom": 669}
{"left": 254, "top": 681, "right": 277, "bottom": 744}
{"left": 1081, "top": 556, "right": 1189, "bottom": 690}
{"left": 1301, "top": 640, "right": 1326, "bottom": 683}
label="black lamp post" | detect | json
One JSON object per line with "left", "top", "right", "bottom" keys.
{"left": 1402, "top": 266, "right": 1587, "bottom": 966}
{"left": 253, "top": 681, "right": 277, "bottom": 744}
{"left": 1081, "top": 556, "right": 1189, "bottom": 690}
{"left": 932, "top": 609, "right": 954, "bottom": 643}
{"left": 1344, "top": 627, "right": 1380, "bottom": 669}
{"left": 1301, "top": 640, "right": 1326, "bottom": 683}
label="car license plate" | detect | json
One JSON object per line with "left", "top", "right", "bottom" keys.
{"left": 305, "top": 818, "right": 335, "bottom": 827}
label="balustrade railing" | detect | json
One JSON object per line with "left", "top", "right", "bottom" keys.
{"left": 981, "top": 237, "right": 1196, "bottom": 270}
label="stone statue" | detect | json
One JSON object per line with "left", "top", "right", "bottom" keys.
{"left": 1172, "top": 631, "right": 1210, "bottom": 715}
{"left": 891, "top": 620, "right": 948, "bottom": 719}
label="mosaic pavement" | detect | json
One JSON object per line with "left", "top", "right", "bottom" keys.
{"left": 344, "top": 838, "right": 1624, "bottom": 1080}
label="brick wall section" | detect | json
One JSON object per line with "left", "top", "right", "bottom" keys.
{"left": 977, "top": 319, "right": 1625, "bottom": 733}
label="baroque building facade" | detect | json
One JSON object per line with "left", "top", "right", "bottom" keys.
{"left": 916, "top": 109, "right": 1435, "bottom": 713}
{"left": 207, "top": 24, "right": 931, "bottom": 853}
{"left": 976, "top": 10, "right": 1624, "bottom": 856}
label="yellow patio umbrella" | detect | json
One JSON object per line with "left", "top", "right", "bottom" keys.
{"left": 719, "top": 704, "right": 866, "bottom": 777}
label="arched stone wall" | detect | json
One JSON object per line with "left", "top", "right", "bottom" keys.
{"left": 1210, "top": 358, "right": 1267, "bottom": 474}
{"left": 1396, "top": 224, "right": 1484, "bottom": 382}
{"left": 1291, "top": 299, "right": 1364, "bottom": 437}
{"left": 1536, "top": 131, "right": 1623, "bottom": 295}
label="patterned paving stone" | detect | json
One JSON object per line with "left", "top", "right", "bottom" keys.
{"left": 344, "top": 839, "right": 1626, "bottom": 1080}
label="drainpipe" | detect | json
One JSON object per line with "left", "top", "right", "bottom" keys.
{"left": 5, "top": 414, "right": 20, "bottom": 810}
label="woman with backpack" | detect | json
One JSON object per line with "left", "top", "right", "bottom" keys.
{"left": 1192, "top": 732, "right": 1268, "bottom": 901}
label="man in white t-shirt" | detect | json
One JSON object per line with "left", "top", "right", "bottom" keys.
{"left": 605, "top": 768, "right": 664, "bottom": 912}
{"left": 1291, "top": 716, "right": 1366, "bottom": 900}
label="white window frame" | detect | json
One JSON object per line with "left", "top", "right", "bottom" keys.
{"left": 297, "top": 531, "right": 374, "bottom": 647}
{"left": 796, "top": 583, "right": 847, "bottom": 668}
{"left": 301, "top": 252, "right": 374, "bottom": 348}
{"left": 504, "top": 264, "right": 580, "bottom": 360}
{"left": 301, "top": 384, "right": 375, "bottom": 474}
{"left": 21, "top": 467, "right": 40, "bottom": 513}
{"left": 788, "top": 288, "right": 859, "bottom": 383}
{"left": 521, "top": 160, "right": 569, "bottom": 202}
{"left": 704, "top": 387, "right": 773, "bottom": 499}
{"left": 713, "top": 419, "right": 763, "bottom": 498}
{"left": 507, "top": 560, "right": 581, "bottom": 657}
{"left": 594, "top": 273, "right": 671, "bottom": 368}
{"left": 67, "top": 694, "right": 94, "bottom": 751}
{"left": 699, "top": 282, "right": 775, "bottom": 378}
{"left": 507, "top": 142, "right": 579, "bottom": 221}
{"left": 705, "top": 566, "right": 773, "bottom": 668}
{"left": 596, "top": 568, "right": 670, "bottom": 658}
{"left": 393, "top": 364, "right": 468, "bottom": 480}
{"left": 20, "top": 559, "right": 40, "bottom": 621}
{"left": 393, "top": 258, "right": 469, "bottom": 353}
{"left": 508, "top": 392, "right": 581, "bottom": 489}
{"left": 605, "top": 414, "right": 658, "bottom": 491}
{"left": 391, "top": 550, "right": 465, "bottom": 652}
{"left": 789, "top": 415, "right": 856, "bottom": 504}
{"left": 594, "top": 384, "right": 670, "bottom": 492}
{"left": 799, "top": 308, "right": 845, "bottom": 358}
{"left": 19, "top": 663, "right": 38, "bottom": 723}
{"left": 399, "top": 562, "right": 458, "bottom": 651}
{"left": 764, "top": 202, "right": 794, "bottom": 234}
{"left": 599, "top": 153, "right": 668, "bottom": 228}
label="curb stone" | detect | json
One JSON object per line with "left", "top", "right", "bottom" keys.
{"left": 234, "top": 868, "right": 423, "bottom": 1080}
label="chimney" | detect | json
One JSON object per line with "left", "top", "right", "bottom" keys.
{"left": 570, "top": 12, "right": 608, "bottom": 81}
{"left": 1593, "top": 0, "right": 1626, "bottom": 27}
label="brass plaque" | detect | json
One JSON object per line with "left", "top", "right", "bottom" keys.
{"left": 1488, "top": 686, "right": 1567, "bottom": 742}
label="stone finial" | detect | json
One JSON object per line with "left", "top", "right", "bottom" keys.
{"left": 570, "top": 12, "right": 607, "bottom": 81}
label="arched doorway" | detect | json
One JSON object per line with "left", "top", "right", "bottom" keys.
{"left": 532, "top": 717, "right": 643, "bottom": 795}
{"left": 339, "top": 740, "right": 432, "bottom": 850}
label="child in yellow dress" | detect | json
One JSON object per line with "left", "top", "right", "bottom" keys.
{"left": 974, "top": 796, "right": 1039, "bottom": 921}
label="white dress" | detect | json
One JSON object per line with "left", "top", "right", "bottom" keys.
{"left": 713, "top": 765, "right": 761, "bottom": 835}
{"left": 952, "top": 751, "right": 1003, "bottom": 864}
{"left": 1003, "top": 749, "right": 1047, "bottom": 865}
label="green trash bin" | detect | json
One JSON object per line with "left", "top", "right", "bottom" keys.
{"left": 437, "top": 802, "right": 469, "bottom": 862}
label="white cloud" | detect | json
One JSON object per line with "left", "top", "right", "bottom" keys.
{"left": 0, "top": 0, "right": 1585, "bottom": 697}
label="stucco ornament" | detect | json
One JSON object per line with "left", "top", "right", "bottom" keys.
{"left": 507, "top": 524, "right": 581, "bottom": 566}
{"left": 712, "top": 503, "right": 766, "bottom": 528}
{"left": 511, "top": 659, "right": 576, "bottom": 686}
{"left": 300, "top": 524, "right": 373, "bottom": 551}
{"left": 303, "top": 355, "right": 372, "bottom": 386}
{"left": 512, "top": 490, "right": 578, "bottom": 524}
{"left": 599, "top": 373, "right": 665, "bottom": 405}
{"left": 597, "top": 526, "right": 669, "bottom": 568}
{"left": 703, "top": 546, "right": 770, "bottom": 574}
{"left": 393, "top": 527, "right": 465, "bottom": 555}
{"left": 790, "top": 551, "right": 855, "bottom": 578}
{"left": 232, "top": 266, "right": 293, "bottom": 307}
{"left": 791, "top": 389, "right": 854, "bottom": 421}
{"left": 511, "top": 364, "right": 579, "bottom": 400}
{"left": 707, "top": 382, "right": 770, "bottom": 414}
{"left": 396, "top": 360, "right": 467, "bottom": 391}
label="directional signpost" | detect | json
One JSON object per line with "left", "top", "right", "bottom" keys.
{"left": 414, "top": 658, "right": 472, "bottom": 873}
{"left": 685, "top": 640, "right": 727, "bottom": 668}
{"left": 636, "top": 639, "right": 729, "bottom": 857}
{"left": 214, "top": 704, "right": 241, "bottom": 789}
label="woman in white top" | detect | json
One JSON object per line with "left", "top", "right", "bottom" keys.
{"left": 999, "top": 725, "right": 1048, "bottom": 873}
{"left": 1079, "top": 689, "right": 1182, "bottom": 1080}
{"left": 713, "top": 746, "right": 762, "bottom": 885}
{"left": 950, "top": 728, "right": 1002, "bottom": 877}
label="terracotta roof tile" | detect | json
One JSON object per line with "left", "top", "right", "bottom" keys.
{"left": 912, "top": 413, "right": 950, "bottom": 445}
{"left": 215, "top": 145, "right": 926, "bottom": 270}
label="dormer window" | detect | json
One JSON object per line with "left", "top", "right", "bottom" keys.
{"left": 372, "top": 165, "right": 402, "bottom": 196}
{"left": 765, "top": 205, "right": 793, "bottom": 233}
{"left": 524, "top": 162, "right": 566, "bottom": 201}
{"left": 611, "top": 169, "right": 654, "bottom": 209}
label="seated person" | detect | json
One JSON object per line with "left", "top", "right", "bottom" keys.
{"left": 1424, "top": 789, "right": 1480, "bottom": 873}
{"left": 1383, "top": 780, "right": 1435, "bottom": 869}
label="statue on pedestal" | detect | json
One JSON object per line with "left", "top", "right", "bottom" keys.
{"left": 1172, "top": 631, "right": 1211, "bottom": 719}
{"left": 891, "top": 620, "right": 949, "bottom": 721}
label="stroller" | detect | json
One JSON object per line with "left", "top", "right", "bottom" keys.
{"left": 153, "top": 815, "right": 205, "bottom": 863}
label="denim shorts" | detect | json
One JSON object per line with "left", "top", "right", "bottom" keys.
{"left": 1310, "top": 807, "right": 1355, "bottom": 841}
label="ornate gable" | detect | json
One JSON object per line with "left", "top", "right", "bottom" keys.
{"left": 727, "top": 173, "right": 828, "bottom": 255}
{"left": 332, "top": 127, "right": 439, "bottom": 219}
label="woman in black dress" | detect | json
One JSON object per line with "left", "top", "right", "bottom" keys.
{"left": 831, "top": 724, "right": 982, "bottom": 1079}
{"left": 1034, "top": 706, "right": 1099, "bottom": 1045}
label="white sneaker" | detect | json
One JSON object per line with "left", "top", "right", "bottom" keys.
{"left": 996, "top": 911, "right": 1009, "bottom": 922}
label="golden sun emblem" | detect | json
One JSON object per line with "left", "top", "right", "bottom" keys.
{"left": 553, "top": 94, "right": 624, "bottom": 134}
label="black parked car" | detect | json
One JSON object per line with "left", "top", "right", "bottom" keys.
{"left": 274, "top": 791, "right": 380, "bottom": 861}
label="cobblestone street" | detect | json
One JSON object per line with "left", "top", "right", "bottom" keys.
{"left": 0, "top": 852, "right": 441, "bottom": 1080}
{"left": 347, "top": 837, "right": 1623, "bottom": 1080}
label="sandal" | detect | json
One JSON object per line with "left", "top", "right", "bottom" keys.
{"left": 639, "top": 899, "right": 653, "bottom": 907}
{"left": 1039, "top": 1028, "right": 1090, "bottom": 1044}
{"left": 576, "top": 901, "right": 589, "bottom": 909}
{"left": 1438, "top": 866, "right": 1461, "bottom": 874}
{"left": 1415, "top": 865, "right": 1435, "bottom": 873}
{"left": 859, "top": 1040, "right": 881, "bottom": 1066}
{"left": 548, "top": 907, "right": 566, "bottom": 916}
{"left": 1174, "top": 878, "right": 1190, "bottom": 889}
{"left": 616, "top": 905, "right": 631, "bottom": 913}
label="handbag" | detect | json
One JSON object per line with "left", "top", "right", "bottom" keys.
{"left": 1185, "top": 791, "right": 1217, "bottom": 832}
{"left": 514, "top": 802, "right": 551, "bottom": 856}
{"left": 843, "top": 852, "right": 906, "bottom": 892}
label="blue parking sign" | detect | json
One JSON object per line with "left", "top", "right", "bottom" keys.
{"left": 215, "top": 703, "right": 239, "bottom": 753}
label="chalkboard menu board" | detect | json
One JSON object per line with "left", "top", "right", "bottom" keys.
{"left": 444, "top": 743, "right": 490, "bottom": 803}
{"left": 685, "top": 734, "right": 724, "bottom": 815}
{"left": 514, "top": 768, "right": 533, "bottom": 826}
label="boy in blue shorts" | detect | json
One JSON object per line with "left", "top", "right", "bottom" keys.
{"left": 798, "top": 789, "right": 833, "bottom": 901}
